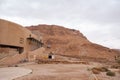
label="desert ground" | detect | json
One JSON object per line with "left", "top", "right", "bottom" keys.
{"left": 2, "top": 62, "right": 117, "bottom": 80}
{"left": 15, "top": 63, "right": 92, "bottom": 80}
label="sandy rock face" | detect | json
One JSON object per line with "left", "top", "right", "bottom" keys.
{"left": 26, "top": 25, "right": 118, "bottom": 62}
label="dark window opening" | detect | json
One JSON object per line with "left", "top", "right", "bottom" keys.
{"left": 20, "top": 38, "right": 24, "bottom": 44}
{"left": 17, "top": 47, "right": 24, "bottom": 54}
{"left": 48, "top": 55, "right": 52, "bottom": 59}
{"left": 0, "top": 44, "right": 24, "bottom": 54}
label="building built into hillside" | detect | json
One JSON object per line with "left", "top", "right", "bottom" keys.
{"left": 0, "top": 19, "right": 44, "bottom": 65}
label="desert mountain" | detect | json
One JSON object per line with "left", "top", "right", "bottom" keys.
{"left": 27, "top": 25, "right": 118, "bottom": 62}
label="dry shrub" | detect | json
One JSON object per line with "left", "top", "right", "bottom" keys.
{"left": 100, "top": 67, "right": 109, "bottom": 72}
{"left": 92, "top": 67, "right": 109, "bottom": 74}
{"left": 106, "top": 71, "right": 116, "bottom": 76}
{"left": 92, "top": 68, "right": 101, "bottom": 74}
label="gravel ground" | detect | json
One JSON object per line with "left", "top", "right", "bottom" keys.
{"left": 1, "top": 62, "right": 119, "bottom": 80}
{"left": 15, "top": 64, "right": 91, "bottom": 80}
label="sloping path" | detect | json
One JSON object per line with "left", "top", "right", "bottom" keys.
{"left": 0, "top": 67, "right": 32, "bottom": 80}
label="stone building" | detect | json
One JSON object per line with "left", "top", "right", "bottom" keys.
{"left": 0, "top": 19, "right": 44, "bottom": 65}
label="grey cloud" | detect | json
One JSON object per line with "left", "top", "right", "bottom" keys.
{"left": 0, "top": 0, "right": 120, "bottom": 48}
{"left": 0, "top": 0, "right": 120, "bottom": 23}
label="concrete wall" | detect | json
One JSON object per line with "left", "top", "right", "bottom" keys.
{"left": 0, "top": 19, "right": 43, "bottom": 65}
{"left": 0, "top": 19, "right": 24, "bottom": 47}
{"left": 0, "top": 19, "right": 40, "bottom": 49}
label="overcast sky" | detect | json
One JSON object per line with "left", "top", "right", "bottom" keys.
{"left": 0, "top": 0, "right": 120, "bottom": 49}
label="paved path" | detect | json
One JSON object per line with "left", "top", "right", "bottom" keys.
{"left": 0, "top": 67, "right": 32, "bottom": 80}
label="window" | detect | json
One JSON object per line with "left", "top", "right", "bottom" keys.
{"left": 20, "top": 38, "right": 24, "bottom": 44}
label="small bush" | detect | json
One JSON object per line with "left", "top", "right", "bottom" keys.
{"left": 92, "top": 69, "right": 100, "bottom": 74}
{"left": 106, "top": 71, "right": 116, "bottom": 76}
{"left": 87, "top": 68, "right": 91, "bottom": 71}
{"left": 100, "top": 67, "right": 109, "bottom": 72}
{"left": 92, "top": 67, "right": 101, "bottom": 71}
{"left": 91, "top": 67, "right": 109, "bottom": 74}
{"left": 92, "top": 67, "right": 109, "bottom": 71}
{"left": 92, "top": 68, "right": 101, "bottom": 74}
{"left": 14, "top": 65, "right": 18, "bottom": 67}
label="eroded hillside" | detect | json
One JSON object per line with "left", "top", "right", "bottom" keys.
{"left": 27, "top": 25, "right": 118, "bottom": 62}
